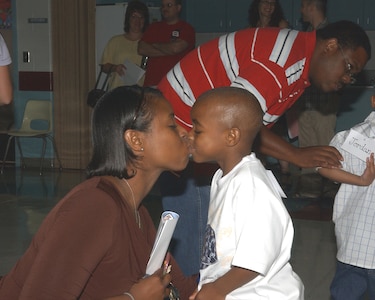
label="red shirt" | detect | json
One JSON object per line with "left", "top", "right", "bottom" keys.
{"left": 141, "top": 20, "right": 195, "bottom": 86}
{"left": 158, "top": 27, "right": 314, "bottom": 130}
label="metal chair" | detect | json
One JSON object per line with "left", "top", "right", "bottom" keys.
{"left": 1, "top": 100, "right": 63, "bottom": 175}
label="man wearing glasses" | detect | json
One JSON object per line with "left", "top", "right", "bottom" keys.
{"left": 138, "top": 0, "right": 195, "bottom": 87}
{"left": 158, "top": 20, "right": 371, "bottom": 277}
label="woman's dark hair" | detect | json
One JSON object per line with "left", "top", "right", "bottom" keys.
{"left": 248, "top": 0, "right": 286, "bottom": 28}
{"left": 86, "top": 85, "right": 162, "bottom": 179}
{"left": 316, "top": 20, "right": 371, "bottom": 60}
{"left": 124, "top": 0, "right": 150, "bottom": 33}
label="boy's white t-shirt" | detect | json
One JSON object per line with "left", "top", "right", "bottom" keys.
{"left": 199, "top": 154, "right": 304, "bottom": 299}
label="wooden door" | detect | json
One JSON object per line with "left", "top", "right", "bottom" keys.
{"left": 51, "top": 0, "right": 96, "bottom": 169}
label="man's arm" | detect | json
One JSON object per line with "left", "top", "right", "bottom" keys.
{"left": 138, "top": 39, "right": 189, "bottom": 57}
{"left": 138, "top": 40, "right": 166, "bottom": 57}
{"left": 0, "top": 64, "right": 12, "bottom": 105}
{"left": 152, "top": 38, "right": 189, "bottom": 55}
{"left": 256, "top": 126, "right": 343, "bottom": 168}
{"left": 317, "top": 153, "right": 375, "bottom": 186}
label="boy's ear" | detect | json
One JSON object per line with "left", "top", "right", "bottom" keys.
{"left": 226, "top": 128, "right": 240, "bottom": 147}
{"left": 371, "top": 95, "right": 375, "bottom": 108}
{"left": 124, "top": 129, "right": 144, "bottom": 152}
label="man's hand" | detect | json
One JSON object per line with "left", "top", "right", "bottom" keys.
{"left": 292, "top": 146, "right": 343, "bottom": 168}
{"left": 257, "top": 126, "right": 343, "bottom": 168}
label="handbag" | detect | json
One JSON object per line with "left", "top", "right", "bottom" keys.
{"left": 87, "top": 68, "right": 110, "bottom": 108}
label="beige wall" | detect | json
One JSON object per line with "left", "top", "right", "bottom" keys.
{"left": 16, "top": 0, "right": 51, "bottom": 72}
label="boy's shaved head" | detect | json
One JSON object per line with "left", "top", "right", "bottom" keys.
{"left": 195, "top": 87, "right": 264, "bottom": 145}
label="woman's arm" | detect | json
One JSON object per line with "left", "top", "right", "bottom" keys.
{"left": 104, "top": 270, "right": 171, "bottom": 300}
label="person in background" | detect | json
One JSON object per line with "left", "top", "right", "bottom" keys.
{"left": 101, "top": 0, "right": 149, "bottom": 89}
{"left": 0, "top": 32, "right": 12, "bottom": 105}
{"left": 294, "top": 0, "right": 341, "bottom": 198}
{"left": 188, "top": 87, "right": 304, "bottom": 300}
{"left": 317, "top": 94, "right": 375, "bottom": 300}
{"left": 248, "top": 0, "right": 289, "bottom": 29}
{"left": 137, "top": 0, "right": 195, "bottom": 87}
{"left": 158, "top": 21, "right": 371, "bottom": 276}
{"left": 0, "top": 86, "right": 197, "bottom": 299}
{"left": 248, "top": 0, "right": 290, "bottom": 177}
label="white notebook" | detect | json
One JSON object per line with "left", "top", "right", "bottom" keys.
{"left": 145, "top": 211, "right": 179, "bottom": 275}
{"left": 121, "top": 59, "right": 145, "bottom": 86}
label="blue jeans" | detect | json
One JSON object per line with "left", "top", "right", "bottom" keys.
{"left": 159, "top": 163, "right": 211, "bottom": 276}
{"left": 330, "top": 261, "right": 375, "bottom": 300}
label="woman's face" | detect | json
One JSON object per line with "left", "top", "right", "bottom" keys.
{"left": 258, "top": 0, "right": 276, "bottom": 18}
{"left": 129, "top": 11, "right": 145, "bottom": 33}
{"left": 141, "top": 97, "right": 190, "bottom": 172}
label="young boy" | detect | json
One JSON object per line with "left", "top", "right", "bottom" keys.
{"left": 188, "top": 87, "right": 304, "bottom": 299}
{"left": 316, "top": 95, "right": 375, "bottom": 300}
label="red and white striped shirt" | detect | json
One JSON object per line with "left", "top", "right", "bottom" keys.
{"left": 158, "top": 27, "right": 315, "bottom": 130}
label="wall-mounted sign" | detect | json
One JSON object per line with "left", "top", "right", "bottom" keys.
{"left": 28, "top": 18, "right": 48, "bottom": 24}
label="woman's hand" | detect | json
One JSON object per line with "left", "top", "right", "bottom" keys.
{"left": 111, "top": 64, "right": 126, "bottom": 76}
{"left": 101, "top": 63, "right": 126, "bottom": 77}
{"left": 131, "top": 269, "right": 171, "bottom": 300}
{"left": 105, "top": 269, "right": 171, "bottom": 300}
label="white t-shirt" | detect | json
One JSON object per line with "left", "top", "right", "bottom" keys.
{"left": 0, "top": 34, "right": 11, "bottom": 66}
{"left": 199, "top": 154, "right": 304, "bottom": 299}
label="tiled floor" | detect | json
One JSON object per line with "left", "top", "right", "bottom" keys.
{"left": 0, "top": 165, "right": 339, "bottom": 299}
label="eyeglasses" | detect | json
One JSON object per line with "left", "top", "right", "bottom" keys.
{"left": 161, "top": 3, "right": 177, "bottom": 8}
{"left": 260, "top": 0, "right": 276, "bottom": 6}
{"left": 338, "top": 44, "right": 356, "bottom": 84}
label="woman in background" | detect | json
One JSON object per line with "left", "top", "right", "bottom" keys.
{"left": 248, "top": 0, "right": 288, "bottom": 28}
{"left": 248, "top": 0, "right": 290, "bottom": 177}
{"left": 101, "top": 0, "right": 149, "bottom": 89}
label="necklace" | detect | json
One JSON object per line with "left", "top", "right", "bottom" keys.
{"left": 123, "top": 179, "right": 141, "bottom": 228}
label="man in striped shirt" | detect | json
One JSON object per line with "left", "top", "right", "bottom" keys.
{"left": 157, "top": 20, "right": 371, "bottom": 276}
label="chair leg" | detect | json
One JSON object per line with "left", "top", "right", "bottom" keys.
{"left": 1, "top": 136, "right": 14, "bottom": 174}
{"left": 40, "top": 137, "right": 47, "bottom": 176}
{"left": 15, "top": 138, "right": 26, "bottom": 168}
{"left": 48, "top": 135, "right": 63, "bottom": 171}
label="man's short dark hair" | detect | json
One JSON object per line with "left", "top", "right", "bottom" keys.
{"left": 316, "top": 20, "right": 371, "bottom": 60}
